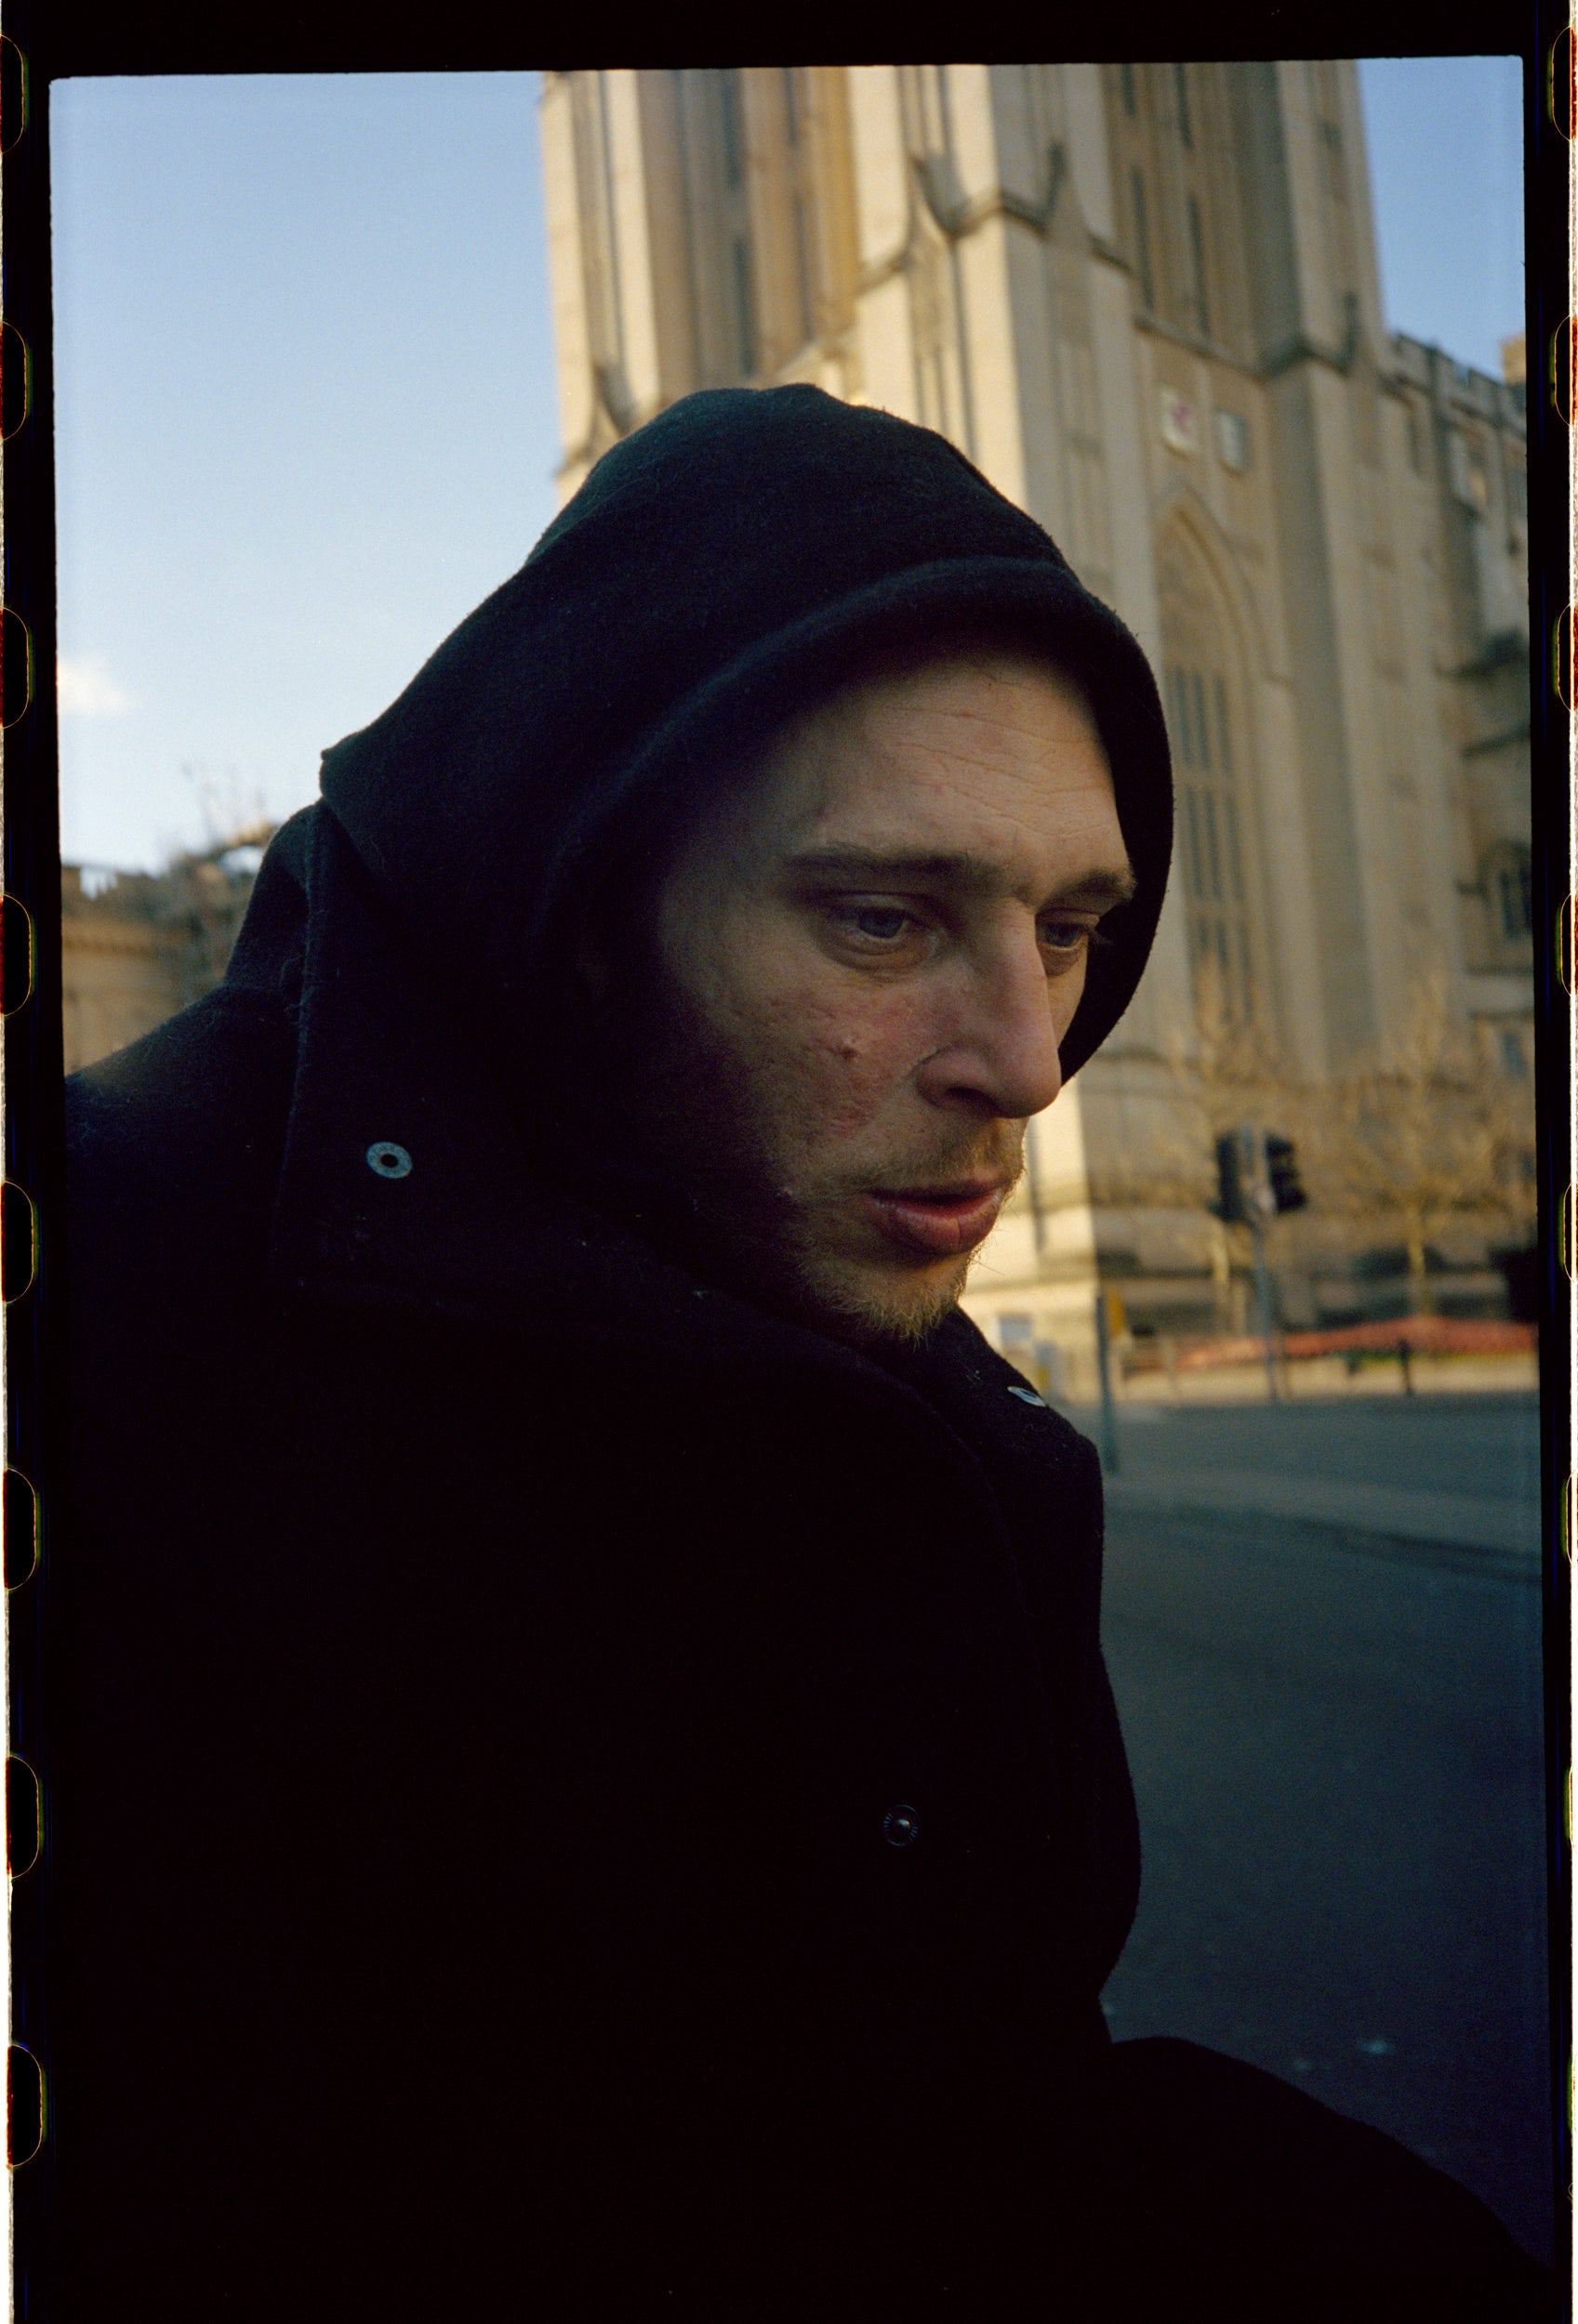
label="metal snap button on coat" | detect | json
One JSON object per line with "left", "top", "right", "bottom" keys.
{"left": 365, "top": 1142, "right": 413, "bottom": 1180}
{"left": 882, "top": 1804, "right": 921, "bottom": 1848}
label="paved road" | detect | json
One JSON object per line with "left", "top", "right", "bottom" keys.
{"left": 1101, "top": 1392, "right": 1542, "bottom": 1561}
{"left": 1076, "top": 1395, "right": 1554, "bottom": 2263}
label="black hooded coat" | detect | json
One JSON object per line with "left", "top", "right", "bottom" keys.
{"left": 58, "top": 390, "right": 1544, "bottom": 2317}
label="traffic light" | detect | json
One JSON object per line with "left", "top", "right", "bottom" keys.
{"left": 1212, "top": 1130, "right": 1248, "bottom": 1222}
{"left": 1265, "top": 1134, "right": 1307, "bottom": 1214}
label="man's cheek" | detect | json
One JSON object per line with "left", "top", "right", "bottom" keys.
{"left": 797, "top": 1025, "right": 918, "bottom": 1145}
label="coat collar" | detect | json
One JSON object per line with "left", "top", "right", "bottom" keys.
{"left": 250, "top": 805, "right": 1092, "bottom": 1538}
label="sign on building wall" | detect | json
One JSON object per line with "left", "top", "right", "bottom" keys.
{"left": 1159, "top": 386, "right": 1199, "bottom": 456}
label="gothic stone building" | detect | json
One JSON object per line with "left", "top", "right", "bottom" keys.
{"left": 539, "top": 63, "right": 1531, "bottom": 1385}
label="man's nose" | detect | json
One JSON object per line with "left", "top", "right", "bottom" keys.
{"left": 917, "top": 931, "right": 1067, "bottom": 1121}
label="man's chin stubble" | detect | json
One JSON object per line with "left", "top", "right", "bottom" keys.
{"left": 818, "top": 1271, "right": 971, "bottom": 1352}
{"left": 707, "top": 1220, "right": 975, "bottom": 1352}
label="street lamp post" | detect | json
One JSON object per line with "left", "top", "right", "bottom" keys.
{"left": 1246, "top": 1158, "right": 1280, "bottom": 1404}
{"left": 1094, "top": 1285, "right": 1121, "bottom": 1473}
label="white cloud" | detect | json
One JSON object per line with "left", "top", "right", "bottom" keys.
{"left": 57, "top": 653, "right": 135, "bottom": 718}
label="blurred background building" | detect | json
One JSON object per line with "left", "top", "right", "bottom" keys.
{"left": 60, "top": 827, "right": 269, "bottom": 1076}
{"left": 539, "top": 61, "right": 1533, "bottom": 1388}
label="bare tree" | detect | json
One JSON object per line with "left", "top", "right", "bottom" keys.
{"left": 151, "top": 821, "right": 274, "bottom": 1011}
{"left": 1075, "top": 962, "right": 1307, "bottom": 1330}
{"left": 1063, "top": 951, "right": 1532, "bottom": 1335}
{"left": 1309, "top": 965, "right": 1534, "bottom": 1315}
{"left": 1081, "top": 958, "right": 1289, "bottom": 1213}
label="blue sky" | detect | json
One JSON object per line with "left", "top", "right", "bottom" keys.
{"left": 1358, "top": 57, "right": 1523, "bottom": 370}
{"left": 50, "top": 60, "right": 1525, "bottom": 873}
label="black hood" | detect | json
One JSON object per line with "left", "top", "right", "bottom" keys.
{"left": 316, "top": 384, "right": 1172, "bottom": 1082}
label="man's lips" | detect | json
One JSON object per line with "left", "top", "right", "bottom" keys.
{"left": 864, "top": 1181, "right": 1011, "bottom": 1257}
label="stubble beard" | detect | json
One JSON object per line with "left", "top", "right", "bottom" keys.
{"left": 617, "top": 973, "right": 1015, "bottom": 1354}
{"left": 683, "top": 1142, "right": 984, "bottom": 1354}
{"left": 803, "top": 1250, "right": 979, "bottom": 1352}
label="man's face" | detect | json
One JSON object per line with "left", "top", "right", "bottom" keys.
{"left": 622, "top": 652, "right": 1134, "bottom": 1347}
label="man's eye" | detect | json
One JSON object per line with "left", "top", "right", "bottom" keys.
{"left": 1040, "top": 921, "right": 1093, "bottom": 954}
{"left": 840, "top": 905, "right": 917, "bottom": 942}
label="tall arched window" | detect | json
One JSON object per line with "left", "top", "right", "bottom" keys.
{"left": 670, "top": 69, "right": 859, "bottom": 390}
{"left": 1481, "top": 838, "right": 1532, "bottom": 956}
{"left": 718, "top": 70, "right": 757, "bottom": 378}
{"left": 1157, "top": 530, "right": 1261, "bottom": 1024}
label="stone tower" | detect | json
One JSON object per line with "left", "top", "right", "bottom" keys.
{"left": 540, "top": 63, "right": 1531, "bottom": 1385}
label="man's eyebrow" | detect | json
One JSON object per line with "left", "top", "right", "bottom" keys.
{"left": 1053, "top": 866, "right": 1139, "bottom": 906}
{"left": 782, "top": 843, "right": 1138, "bottom": 906}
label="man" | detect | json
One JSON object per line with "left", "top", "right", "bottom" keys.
{"left": 572, "top": 638, "right": 1134, "bottom": 1346}
{"left": 60, "top": 388, "right": 1545, "bottom": 2317}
